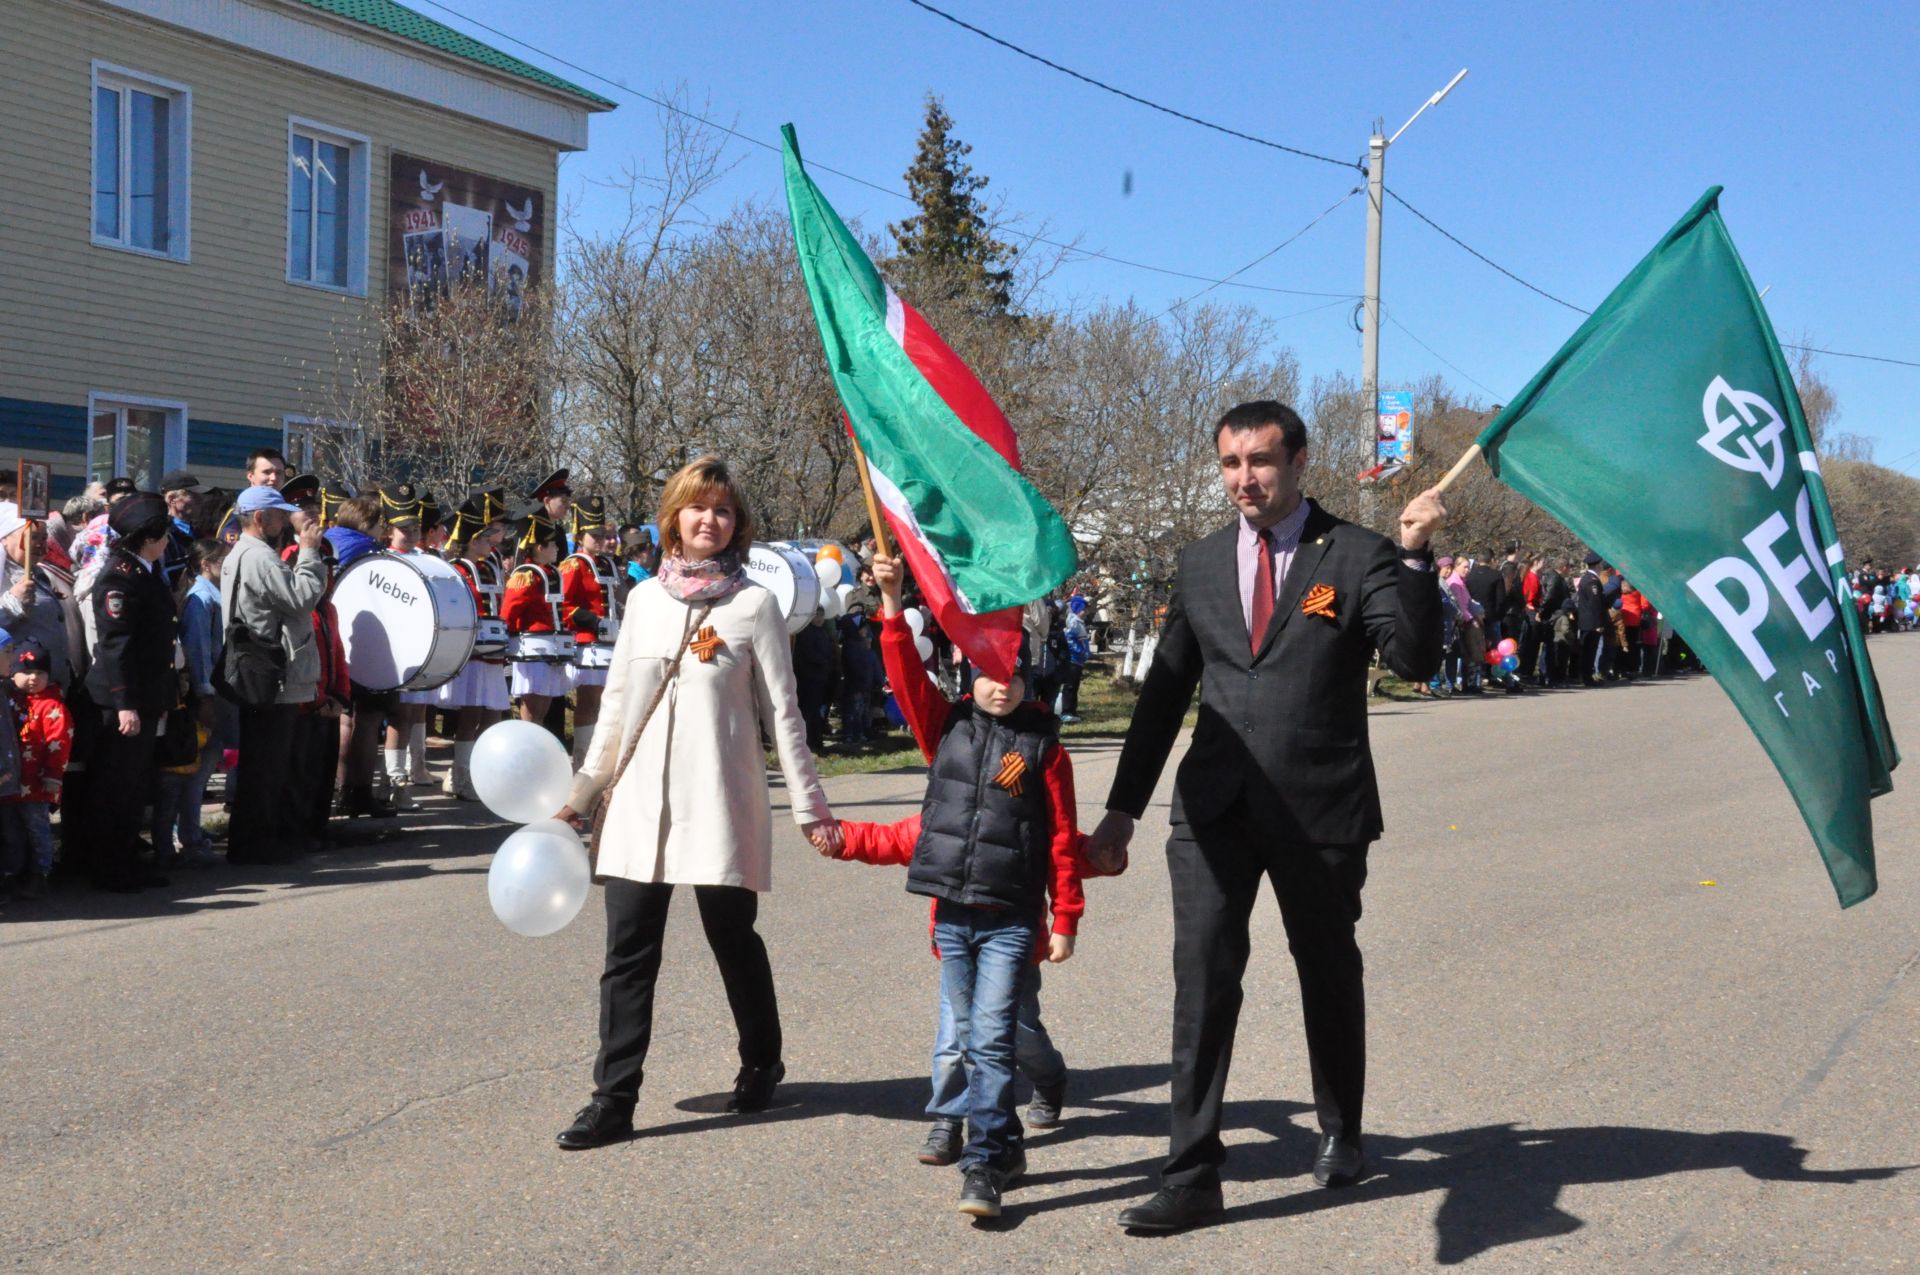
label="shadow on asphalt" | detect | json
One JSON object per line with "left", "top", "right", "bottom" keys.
{"left": 0, "top": 815, "right": 496, "bottom": 929}
{"left": 659, "top": 1064, "right": 1911, "bottom": 1255}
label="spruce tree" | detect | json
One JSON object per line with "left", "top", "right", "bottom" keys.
{"left": 890, "top": 93, "right": 1016, "bottom": 311}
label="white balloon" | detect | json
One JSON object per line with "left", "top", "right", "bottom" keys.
{"left": 488, "top": 820, "right": 592, "bottom": 937}
{"left": 818, "top": 585, "right": 845, "bottom": 619}
{"left": 836, "top": 582, "right": 857, "bottom": 605}
{"left": 815, "top": 557, "right": 845, "bottom": 589}
{"left": 905, "top": 608, "right": 927, "bottom": 635}
{"left": 915, "top": 635, "right": 934, "bottom": 662}
{"left": 471, "top": 719, "right": 574, "bottom": 825}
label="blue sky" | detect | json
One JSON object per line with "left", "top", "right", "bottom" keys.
{"left": 427, "top": 0, "right": 1919, "bottom": 467}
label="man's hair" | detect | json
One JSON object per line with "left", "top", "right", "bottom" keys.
{"left": 1214, "top": 400, "right": 1308, "bottom": 458}
{"left": 656, "top": 455, "right": 754, "bottom": 556}
{"left": 246, "top": 448, "right": 287, "bottom": 474}
{"left": 63, "top": 494, "right": 105, "bottom": 522}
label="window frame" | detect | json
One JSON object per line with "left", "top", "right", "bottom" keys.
{"left": 90, "top": 61, "right": 193, "bottom": 262}
{"left": 87, "top": 391, "right": 190, "bottom": 488}
{"left": 283, "top": 413, "right": 364, "bottom": 477}
{"left": 285, "top": 116, "right": 372, "bottom": 296}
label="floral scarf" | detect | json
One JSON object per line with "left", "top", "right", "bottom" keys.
{"left": 657, "top": 550, "right": 751, "bottom": 603}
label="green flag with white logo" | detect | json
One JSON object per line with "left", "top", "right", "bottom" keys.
{"left": 1476, "top": 187, "right": 1897, "bottom": 907}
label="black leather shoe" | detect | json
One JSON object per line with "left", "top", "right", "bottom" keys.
{"left": 555, "top": 1102, "right": 633, "bottom": 1150}
{"left": 1118, "top": 1185, "right": 1224, "bottom": 1232}
{"left": 726, "top": 1061, "right": 785, "bottom": 1113}
{"left": 918, "top": 1119, "right": 963, "bottom": 1165}
{"left": 1313, "top": 1134, "right": 1366, "bottom": 1187}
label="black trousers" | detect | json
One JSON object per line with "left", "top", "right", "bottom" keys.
{"left": 232, "top": 703, "right": 299, "bottom": 853}
{"left": 1164, "top": 800, "right": 1369, "bottom": 1190}
{"left": 593, "top": 879, "right": 782, "bottom": 1110}
{"left": 290, "top": 711, "right": 340, "bottom": 838}
{"left": 85, "top": 710, "right": 160, "bottom": 886}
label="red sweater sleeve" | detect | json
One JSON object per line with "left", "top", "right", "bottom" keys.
{"left": 1042, "top": 743, "right": 1085, "bottom": 936}
{"left": 1523, "top": 570, "right": 1541, "bottom": 607}
{"left": 879, "top": 612, "right": 950, "bottom": 762}
{"left": 835, "top": 812, "right": 922, "bottom": 866}
{"left": 40, "top": 699, "right": 72, "bottom": 785}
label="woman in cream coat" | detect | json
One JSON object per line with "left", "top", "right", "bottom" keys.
{"left": 554, "top": 457, "right": 842, "bottom": 1150}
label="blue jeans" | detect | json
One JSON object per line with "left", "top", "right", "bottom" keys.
{"left": 929, "top": 962, "right": 1064, "bottom": 1121}
{"left": 19, "top": 802, "right": 54, "bottom": 874}
{"left": 931, "top": 900, "right": 1038, "bottom": 1171}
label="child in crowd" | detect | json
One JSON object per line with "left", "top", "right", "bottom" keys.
{"left": 177, "top": 538, "right": 230, "bottom": 859}
{"left": 820, "top": 553, "right": 1086, "bottom": 1220}
{"left": 831, "top": 812, "right": 1123, "bottom": 1170}
{"left": 6, "top": 641, "right": 69, "bottom": 898}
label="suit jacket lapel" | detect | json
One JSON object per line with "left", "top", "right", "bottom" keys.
{"left": 1255, "top": 500, "right": 1335, "bottom": 663}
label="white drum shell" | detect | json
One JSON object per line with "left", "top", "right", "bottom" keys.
{"left": 746, "top": 543, "right": 822, "bottom": 636}
{"left": 333, "top": 552, "right": 478, "bottom": 692}
{"left": 472, "top": 617, "right": 510, "bottom": 658}
{"left": 508, "top": 633, "right": 574, "bottom": 663}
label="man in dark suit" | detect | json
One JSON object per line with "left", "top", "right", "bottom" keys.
{"left": 1088, "top": 400, "right": 1446, "bottom": 1233}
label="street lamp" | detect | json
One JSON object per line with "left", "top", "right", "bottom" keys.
{"left": 1361, "top": 68, "right": 1469, "bottom": 464}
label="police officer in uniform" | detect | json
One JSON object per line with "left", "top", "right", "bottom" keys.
{"left": 84, "top": 493, "right": 180, "bottom": 892}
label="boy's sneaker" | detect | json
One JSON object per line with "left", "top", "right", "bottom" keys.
{"left": 1026, "top": 1081, "right": 1066, "bottom": 1129}
{"left": 957, "top": 1165, "right": 1002, "bottom": 1218}
{"left": 918, "top": 1119, "right": 963, "bottom": 1165}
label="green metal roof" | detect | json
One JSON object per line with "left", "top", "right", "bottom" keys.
{"left": 291, "top": 0, "right": 617, "bottom": 109}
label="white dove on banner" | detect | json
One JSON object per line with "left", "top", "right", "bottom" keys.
{"left": 418, "top": 169, "right": 444, "bottom": 199}
{"left": 504, "top": 197, "right": 533, "bottom": 231}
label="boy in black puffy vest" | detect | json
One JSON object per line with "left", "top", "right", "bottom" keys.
{"left": 850, "top": 553, "right": 1084, "bottom": 1220}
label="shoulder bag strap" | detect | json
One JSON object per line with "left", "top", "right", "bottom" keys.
{"left": 588, "top": 601, "right": 712, "bottom": 877}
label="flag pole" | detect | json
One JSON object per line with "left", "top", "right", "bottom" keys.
{"left": 846, "top": 425, "right": 894, "bottom": 559}
{"left": 1434, "top": 443, "right": 1483, "bottom": 495}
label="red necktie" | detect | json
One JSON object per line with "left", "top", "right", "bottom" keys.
{"left": 1249, "top": 529, "right": 1274, "bottom": 656}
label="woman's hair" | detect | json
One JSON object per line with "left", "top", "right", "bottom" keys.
{"left": 190, "top": 537, "right": 228, "bottom": 575}
{"left": 330, "top": 494, "right": 384, "bottom": 534}
{"left": 655, "top": 456, "right": 753, "bottom": 557}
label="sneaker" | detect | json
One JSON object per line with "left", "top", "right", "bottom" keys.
{"left": 918, "top": 1119, "right": 964, "bottom": 1166}
{"left": 1026, "top": 1080, "right": 1065, "bottom": 1130}
{"left": 957, "top": 1165, "right": 1001, "bottom": 1218}
{"left": 386, "top": 784, "right": 418, "bottom": 812}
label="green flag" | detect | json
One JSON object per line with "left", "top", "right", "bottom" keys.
{"left": 1477, "top": 187, "right": 1897, "bottom": 907}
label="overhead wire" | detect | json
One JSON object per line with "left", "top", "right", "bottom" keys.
{"left": 1384, "top": 311, "right": 1504, "bottom": 400}
{"left": 1156, "top": 186, "right": 1362, "bottom": 319}
{"left": 900, "top": 0, "right": 1358, "bottom": 171}
{"left": 412, "top": 0, "right": 1359, "bottom": 303}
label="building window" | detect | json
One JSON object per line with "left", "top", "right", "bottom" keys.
{"left": 92, "top": 63, "right": 191, "bottom": 260}
{"left": 89, "top": 394, "right": 188, "bottom": 491}
{"left": 287, "top": 119, "right": 370, "bottom": 294}
{"left": 284, "top": 415, "right": 363, "bottom": 480}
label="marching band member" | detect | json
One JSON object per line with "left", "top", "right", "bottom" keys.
{"left": 440, "top": 491, "right": 512, "bottom": 800}
{"left": 379, "top": 484, "right": 432, "bottom": 810}
{"left": 529, "top": 469, "right": 573, "bottom": 556}
{"left": 501, "top": 511, "right": 569, "bottom": 728}
{"left": 404, "top": 491, "right": 447, "bottom": 785}
{"left": 558, "top": 496, "right": 620, "bottom": 767}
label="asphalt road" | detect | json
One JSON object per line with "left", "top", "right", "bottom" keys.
{"left": 4, "top": 639, "right": 1918, "bottom": 1273}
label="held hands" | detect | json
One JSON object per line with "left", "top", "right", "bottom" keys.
{"left": 296, "top": 520, "right": 325, "bottom": 551}
{"left": 803, "top": 818, "right": 844, "bottom": 857}
{"left": 10, "top": 572, "right": 31, "bottom": 600}
{"left": 871, "top": 554, "right": 905, "bottom": 618}
{"left": 1397, "top": 486, "right": 1449, "bottom": 551}
{"left": 117, "top": 709, "right": 140, "bottom": 737}
{"left": 1085, "top": 810, "right": 1135, "bottom": 876}
{"left": 1047, "top": 933, "right": 1075, "bottom": 964}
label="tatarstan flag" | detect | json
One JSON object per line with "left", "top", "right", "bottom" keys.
{"left": 782, "top": 124, "right": 1078, "bottom": 685}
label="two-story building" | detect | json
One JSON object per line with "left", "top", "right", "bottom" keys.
{"left": 0, "top": 0, "right": 614, "bottom": 499}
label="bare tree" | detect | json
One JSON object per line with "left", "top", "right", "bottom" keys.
{"left": 310, "top": 279, "right": 561, "bottom": 503}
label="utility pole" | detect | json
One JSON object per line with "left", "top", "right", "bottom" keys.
{"left": 1359, "top": 69, "right": 1468, "bottom": 503}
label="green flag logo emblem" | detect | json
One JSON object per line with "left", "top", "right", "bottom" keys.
{"left": 1699, "top": 375, "right": 1789, "bottom": 488}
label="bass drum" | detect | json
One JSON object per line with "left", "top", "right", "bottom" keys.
{"left": 745, "top": 543, "right": 821, "bottom": 636}
{"left": 332, "top": 552, "right": 478, "bottom": 692}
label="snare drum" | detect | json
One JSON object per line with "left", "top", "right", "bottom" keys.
{"left": 331, "top": 552, "right": 478, "bottom": 692}
{"left": 472, "top": 616, "right": 510, "bottom": 659}
{"left": 507, "top": 632, "right": 574, "bottom": 663}
{"left": 746, "top": 543, "right": 822, "bottom": 636}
